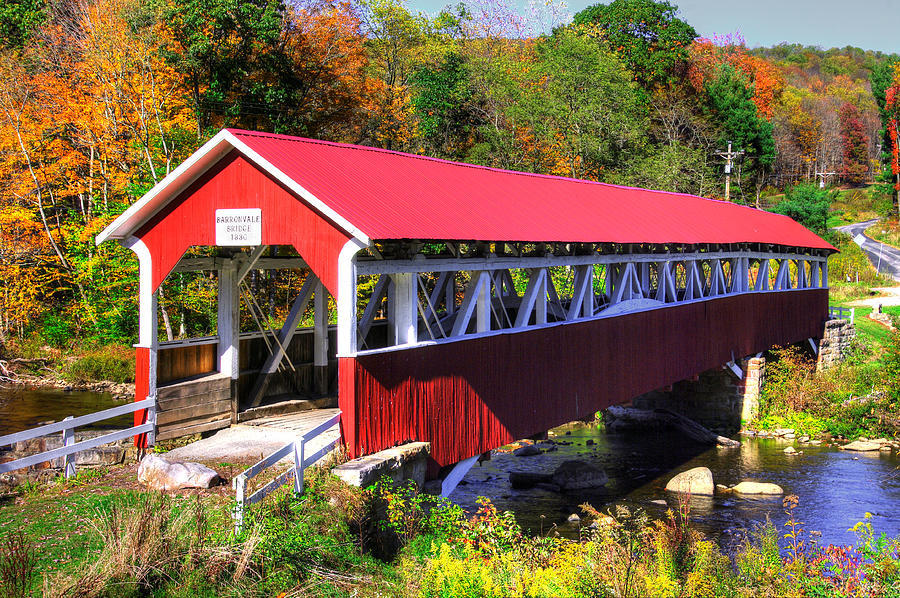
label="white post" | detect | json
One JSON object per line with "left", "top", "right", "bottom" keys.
{"left": 62, "top": 416, "right": 75, "bottom": 479}
{"left": 536, "top": 269, "right": 547, "bottom": 325}
{"left": 475, "top": 273, "right": 490, "bottom": 333}
{"left": 582, "top": 265, "right": 594, "bottom": 318}
{"left": 337, "top": 240, "right": 364, "bottom": 356}
{"left": 445, "top": 275, "right": 456, "bottom": 315}
{"left": 314, "top": 281, "right": 329, "bottom": 394}
{"left": 390, "top": 273, "right": 418, "bottom": 345}
{"left": 123, "top": 237, "right": 158, "bottom": 447}
{"left": 639, "top": 262, "right": 650, "bottom": 296}
{"left": 233, "top": 474, "right": 247, "bottom": 534}
{"left": 218, "top": 260, "right": 240, "bottom": 381}
{"left": 294, "top": 438, "right": 305, "bottom": 494}
{"left": 146, "top": 401, "right": 156, "bottom": 446}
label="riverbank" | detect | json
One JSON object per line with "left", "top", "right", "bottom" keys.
{"left": 1, "top": 445, "right": 898, "bottom": 598}
{"left": 0, "top": 340, "right": 135, "bottom": 397}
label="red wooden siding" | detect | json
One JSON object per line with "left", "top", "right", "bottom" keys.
{"left": 135, "top": 150, "right": 351, "bottom": 296}
{"left": 134, "top": 347, "right": 151, "bottom": 448}
{"left": 340, "top": 289, "right": 828, "bottom": 468}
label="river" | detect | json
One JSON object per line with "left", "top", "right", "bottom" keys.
{"left": 0, "top": 386, "right": 128, "bottom": 436}
{"left": 3, "top": 387, "right": 898, "bottom": 548}
{"left": 449, "top": 423, "right": 900, "bottom": 548}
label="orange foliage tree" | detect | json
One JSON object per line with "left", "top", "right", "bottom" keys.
{"left": 688, "top": 37, "right": 784, "bottom": 120}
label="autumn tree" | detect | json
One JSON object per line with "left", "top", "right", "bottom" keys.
{"left": 839, "top": 102, "right": 869, "bottom": 185}
{"left": 163, "top": 0, "right": 373, "bottom": 140}
{"left": 704, "top": 64, "right": 776, "bottom": 198}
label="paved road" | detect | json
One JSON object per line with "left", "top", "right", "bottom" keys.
{"left": 834, "top": 219, "right": 900, "bottom": 281}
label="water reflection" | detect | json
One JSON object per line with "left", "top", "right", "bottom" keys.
{"left": 0, "top": 386, "right": 128, "bottom": 436}
{"left": 450, "top": 424, "right": 900, "bottom": 547}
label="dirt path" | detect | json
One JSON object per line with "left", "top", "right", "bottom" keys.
{"left": 849, "top": 285, "right": 900, "bottom": 309}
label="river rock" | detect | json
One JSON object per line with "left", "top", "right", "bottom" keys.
{"left": 509, "top": 471, "right": 552, "bottom": 489}
{"left": 783, "top": 446, "right": 796, "bottom": 454}
{"left": 731, "top": 481, "right": 783, "bottom": 495}
{"left": 798, "top": 435, "right": 810, "bottom": 443}
{"left": 783, "top": 433, "right": 796, "bottom": 439}
{"left": 810, "top": 439, "right": 822, "bottom": 445}
{"left": 137, "top": 454, "right": 220, "bottom": 491}
{"left": 840, "top": 440, "right": 882, "bottom": 452}
{"left": 665, "top": 466, "right": 714, "bottom": 495}
{"left": 551, "top": 460, "right": 608, "bottom": 490}
{"left": 774, "top": 428, "right": 794, "bottom": 437}
{"left": 535, "top": 482, "right": 562, "bottom": 492}
{"left": 514, "top": 444, "right": 542, "bottom": 457}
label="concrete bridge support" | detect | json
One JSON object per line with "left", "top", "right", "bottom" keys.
{"left": 632, "top": 356, "right": 766, "bottom": 436}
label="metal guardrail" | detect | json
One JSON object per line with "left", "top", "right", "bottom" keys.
{"left": 829, "top": 306, "right": 855, "bottom": 323}
{"left": 232, "top": 411, "right": 340, "bottom": 533}
{"left": 0, "top": 397, "right": 156, "bottom": 478}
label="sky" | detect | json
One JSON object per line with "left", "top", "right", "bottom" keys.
{"left": 405, "top": 0, "right": 900, "bottom": 54}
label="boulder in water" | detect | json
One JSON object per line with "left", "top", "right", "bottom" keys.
{"left": 509, "top": 471, "right": 552, "bottom": 489}
{"left": 551, "top": 460, "right": 608, "bottom": 490}
{"left": 731, "top": 481, "right": 783, "bottom": 495}
{"left": 514, "top": 444, "right": 542, "bottom": 457}
{"left": 665, "top": 467, "right": 714, "bottom": 495}
{"left": 840, "top": 440, "right": 882, "bottom": 452}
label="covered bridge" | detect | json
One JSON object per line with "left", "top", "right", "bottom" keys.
{"left": 97, "top": 129, "right": 835, "bottom": 474}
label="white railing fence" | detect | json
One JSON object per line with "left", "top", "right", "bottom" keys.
{"left": 828, "top": 306, "right": 856, "bottom": 323}
{"left": 0, "top": 397, "right": 156, "bottom": 479}
{"left": 232, "top": 411, "right": 340, "bottom": 533}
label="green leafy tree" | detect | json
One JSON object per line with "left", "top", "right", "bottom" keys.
{"left": 624, "top": 142, "right": 715, "bottom": 196}
{"left": 0, "top": 0, "right": 45, "bottom": 49}
{"left": 511, "top": 28, "right": 648, "bottom": 179}
{"left": 872, "top": 57, "right": 900, "bottom": 124}
{"left": 771, "top": 183, "right": 831, "bottom": 235}
{"left": 572, "top": 0, "right": 697, "bottom": 90}
{"left": 410, "top": 52, "right": 484, "bottom": 160}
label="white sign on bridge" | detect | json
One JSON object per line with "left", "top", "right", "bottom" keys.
{"left": 216, "top": 209, "right": 262, "bottom": 246}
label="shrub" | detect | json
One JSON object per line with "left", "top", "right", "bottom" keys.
{"left": 418, "top": 544, "right": 507, "bottom": 598}
{"left": 39, "top": 313, "right": 73, "bottom": 349}
{"left": 66, "top": 345, "right": 135, "bottom": 383}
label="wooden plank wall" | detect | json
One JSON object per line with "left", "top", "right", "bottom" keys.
{"left": 158, "top": 344, "right": 217, "bottom": 384}
{"left": 340, "top": 289, "right": 830, "bottom": 469}
{"left": 237, "top": 328, "right": 338, "bottom": 402}
{"left": 156, "top": 375, "right": 231, "bottom": 441}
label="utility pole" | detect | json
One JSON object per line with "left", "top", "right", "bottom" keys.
{"left": 716, "top": 141, "right": 744, "bottom": 201}
{"left": 814, "top": 170, "right": 836, "bottom": 189}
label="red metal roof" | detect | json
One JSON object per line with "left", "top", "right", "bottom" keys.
{"left": 228, "top": 129, "right": 834, "bottom": 251}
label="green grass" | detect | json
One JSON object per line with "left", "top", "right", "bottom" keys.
{"left": 828, "top": 211, "right": 853, "bottom": 228}
{"left": 865, "top": 219, "right": 900, "bottom": 251}
{"left": 843, "top": 305, "right": 900, "bottom": 350}
{"left": 0, "top": 485, "right": 154, "bottom": 576}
